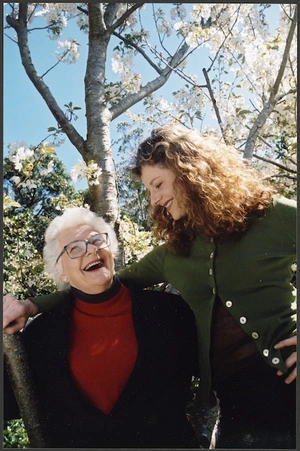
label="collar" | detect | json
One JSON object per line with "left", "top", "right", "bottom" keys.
{"left": 70, "top": 275, "right": 122, "bottom": 304}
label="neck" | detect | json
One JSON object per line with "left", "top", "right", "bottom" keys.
{"left": 71, "top": 275, "right": 121, "bottom": 303}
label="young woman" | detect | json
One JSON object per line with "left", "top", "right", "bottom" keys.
{"left": 4, "top": 124, "right": 296, "bottom": 448}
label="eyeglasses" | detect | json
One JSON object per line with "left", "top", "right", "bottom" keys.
{"left": 55, "top": 233, "right": 110, "bottom": 264}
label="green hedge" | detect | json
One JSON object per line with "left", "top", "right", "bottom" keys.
{"left": 3, "top": 420, "right": 29, "bottom": 448}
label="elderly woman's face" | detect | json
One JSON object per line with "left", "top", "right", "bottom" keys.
{"left": 58, "top": 224, "right": 115, "bottom": 294}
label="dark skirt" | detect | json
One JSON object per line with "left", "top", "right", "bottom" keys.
{"left": 215, "top": 359, "right": 296, "bottom": 449}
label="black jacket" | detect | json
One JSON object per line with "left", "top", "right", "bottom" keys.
{"left": 5, "top": 285, "right": 198, "bottom": 448}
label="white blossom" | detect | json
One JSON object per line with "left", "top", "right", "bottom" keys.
{"left": 71, "top": 160, "right": 102, "bottom": 186}
{"left": 11, "top": 176, "right": 21, "bottom": 185}
{"left": 71, "top": 163, "right": 85, "bottom": 183}
{"left": 170, "top": 5, "right": 187, "bottom": 21}
{"left": 40, "top": 161, "right": 54, "bottom": 176}
{"left": 111, "top": 50, "right": 142, "bottom": 94}
{"left": 20, "top": 179, "right": 37, "bottom": 189}
{"left": 8, "top": 146, "right": 34, "bottom": 171}
{"left": 56, "top": 39, "right": 79, "bottom": 63}
{"left": 86, "top": 162, "right": 102, "bottom": 186}
{"left": 115, "top": 4, "right": 138, "bottom": 28}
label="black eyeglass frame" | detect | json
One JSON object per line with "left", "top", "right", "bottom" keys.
{"left": 55, "top": 233, "right": 110, "bottom": 264}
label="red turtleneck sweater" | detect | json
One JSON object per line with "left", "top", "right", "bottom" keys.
{"left": 68, "top": 284, "right": 138, "bottom": 415}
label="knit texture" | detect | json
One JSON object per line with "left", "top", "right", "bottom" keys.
{"left": 68, "top": 282, "right": 138, "bottom": 414}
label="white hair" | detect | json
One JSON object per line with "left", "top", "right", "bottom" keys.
{"left": 43, "top": 207, "right": 119, "bottom": 290}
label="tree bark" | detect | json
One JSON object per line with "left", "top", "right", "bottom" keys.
{"left": 3, "top": 333, "right": 48, "bottom": 448}
{"left": 83, "top": 4, "right": 117, "bottom": 221}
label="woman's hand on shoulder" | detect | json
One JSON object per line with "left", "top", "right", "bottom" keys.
{"left": 274, "top": 335, "right": 297, "bottom": 383}
{"left": 3, "top": 294, "right": 38, "bottom": 334}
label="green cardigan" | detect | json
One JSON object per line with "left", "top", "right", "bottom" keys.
{"left": 32, "top": 195, "right": 297, "bottom": 408}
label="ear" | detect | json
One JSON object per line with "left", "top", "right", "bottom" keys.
{"left": 58, "top": 271, "right": 69, "bottom": 283}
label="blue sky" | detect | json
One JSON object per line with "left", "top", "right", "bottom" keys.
{"left": 4, "top": 6, "right": 91, "bottom": 181}
{"left": 4, "top": 3, "right": 280, "bottom": 189}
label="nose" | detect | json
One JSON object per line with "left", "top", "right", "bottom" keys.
{"left": 86, "top": 242, "right": 98, "bottom": 255}
{"left": 150, "top": 191, "right": 161, "bottom": 206}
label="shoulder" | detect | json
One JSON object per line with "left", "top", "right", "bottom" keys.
{"left": 23, "top": 291, "right": 72, "bottom": 341}
{"left": 130, "top": 285, "right": 195, "bottom": 326}
{"left": 269, "top": 195, "right": 296, "bottom": 232}
{"left": 271, "top": 194, "right": 297, "bottom": 212}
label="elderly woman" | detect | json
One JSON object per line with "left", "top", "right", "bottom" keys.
{"left": 4, "top": 207, "right": 197, "bottom": 448}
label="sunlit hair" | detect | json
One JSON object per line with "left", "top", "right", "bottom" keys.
{"left": 43, "top": 207, "right": 119, "bottom": 290}
{"left": 131, "top": 123, "right": 276, "bottom": 255}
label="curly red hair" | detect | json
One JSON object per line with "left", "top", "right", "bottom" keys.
{"left": 131, "top": 123, "right": 276, "bottom": 255}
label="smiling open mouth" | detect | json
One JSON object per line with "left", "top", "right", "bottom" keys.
{"left": 84, "top": 260, "right": 104, "bottom": 272}
{"left": 164, "top": 199, "right": 173, "bottom": 210}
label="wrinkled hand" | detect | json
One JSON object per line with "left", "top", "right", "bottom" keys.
{"left": 274, "top": 336, "right": 297, "bottom": 384}
{"left": 3, "top": 294, "right": 38, "bottom": 334}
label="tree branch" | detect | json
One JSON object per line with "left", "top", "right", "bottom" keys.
{"left": 88, "top": 3, "right": 107, "bottom": 35}
{"left": 110, "top": 41, "right": 189, "bottom": 120}
{"left": 207, "top": 5, "right": 241, "bottom": 73}
{"left": 109, "top": 4, "right": 144, "bottom": 32}
{"left": 77, "top": 6, "right": 88, "bottom": 15}
{"left": 252, "top": 152, "right": 297, "bottom": 174}
{"left": 202, "top": 68, "right": 225, "bottom": 140}
{"left": 267, "top": 173, "right": 297, "bottom": 181}
{"left": 142, "top": 35, "right": 208, "bottom": 85}
{"left": 244, "top": 6, "right": 297, "bottom": 159}
{"left": 113, "top": 30, "right": 163, "bottom": 74}
{"left": 6, "top": 4, "right": 85, "bottom": 154}
{"left": 103, "top": 3, "right": 122, "bottom": 28}
{"left": 151, "top": 4, "right": 172, "bottom": 59}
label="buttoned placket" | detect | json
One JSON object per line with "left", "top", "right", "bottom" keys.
{"left": 223, "top": 300, "right": 282, "bottom": 367}
{"left": 209, "top": 238, "right": 217, "bottom": 297}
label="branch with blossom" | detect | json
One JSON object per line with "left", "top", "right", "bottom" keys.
{"left": 71, "top": 160, "right": 103, "bottom": 186}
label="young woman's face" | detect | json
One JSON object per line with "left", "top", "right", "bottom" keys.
{"left": 58, "top": 224, "right": 115, "bottom": 294}
{"left": 141, "top": 164, "right": 186, "bottom": 220}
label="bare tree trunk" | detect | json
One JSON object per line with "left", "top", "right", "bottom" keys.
{"left": 84, "top": 4, "right": 117, "bottom": 221}
{"left": 3, "top": 333, "right": 48, "bottom": 448}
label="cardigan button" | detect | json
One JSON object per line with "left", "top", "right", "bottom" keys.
{"left": 252, "top": 332, "right": 259, "bottom": 339}
{"left": 239, "top": 316, "right": 247, "bottom": 324}
{"left": 272, "top": 357, "right": 280, "bottom": 365}
{"left": 263, "top": 349, "right": 269, "bottom": 357}
{"left": 225, "top": 301, "right": 232, "bottom": 308}
{"left": 209, "top": 268, "right": 213, "bottom": 276}
{"left": 210, "top": 252, "right": 214, "bottom": 259}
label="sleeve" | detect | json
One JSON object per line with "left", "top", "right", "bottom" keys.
{"left": 29, "top": 291, "right": 66, "bottom": 312}
{"left": 117, "top": 244, "right": 168, "bottom": 287}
